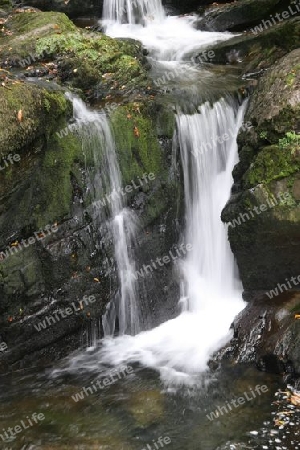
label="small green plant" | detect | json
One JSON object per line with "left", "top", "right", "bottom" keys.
{"left": 44, "top": 98, "right": 51, "bottom": 112}
{"left": 279, "top": 131, "right": 300, "bottom": 150}
{"left": 259, "top": 130, "right": 268, "bottom": 140}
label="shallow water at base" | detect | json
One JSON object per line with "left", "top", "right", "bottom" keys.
{"left": 0, "top": 364, "right": 283, "bottom": 450}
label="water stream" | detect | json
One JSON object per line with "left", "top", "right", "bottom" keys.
{"left": 71, "top": 0, "right": 247, "bottom": 384}
{"left": 70, "top": 96, "right": 140, "bottom": 338}
{"left": 0, "top": 1, "right": 286, "bottom": 449}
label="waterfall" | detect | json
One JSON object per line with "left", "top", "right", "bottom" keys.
{"left": 67, "top": 98, "right": 246, "bottom": 384}
{"left": 64, "top": 4, "right": 247, "bottom": 384}
{"left": 103, "top": 0, "right": 165, "bottom": 25}
{"left": 178, "top": 99, "right": 246, "bottom": 313}
{"left": 71, "top": 96, "right": 140, "bottom": 337}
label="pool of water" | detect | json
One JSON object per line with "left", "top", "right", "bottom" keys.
{"left": 0, "top": 361, "right": 283, "bottom": 450}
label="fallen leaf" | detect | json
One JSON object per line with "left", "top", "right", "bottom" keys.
{"left": 93, "top": 277, "right": 100, "bottom": 282}
{"left": 290, "top": 394, "right": 300, "bottom": 406}
{"left": 133, "top": 126, "right": 140, "bottom": 138}
{"left": 17, "top": 109, "right": 23, "bottom": 122}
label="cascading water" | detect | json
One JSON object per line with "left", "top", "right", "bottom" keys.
{"left": 70, "top": 96, "right": 140, "bottom": 337}
{"left": 178, "top": 99, "right": 246, "bottom": 309}
{"left": 66, "top": 0, "right": 247, "bottom": 383}
{"left": 103, "top": 0, "right": 165, "bottom": 25}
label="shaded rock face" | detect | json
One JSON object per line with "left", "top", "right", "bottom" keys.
{"left": 207, "top": 17, "right": 300, "bottom": 73}
{"left": 222, "top": 49, "right": 300, "bottom": 293}
{"left": 196, "top": 0, "right": 281, "bottom": 32}
{"left": 18, "top": 0, "right": 104, "bottom": 18}
{"left": 163, "top": 0, "right": 228, "bottom": 14}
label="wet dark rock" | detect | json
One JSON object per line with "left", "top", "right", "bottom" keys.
{"left": 208, "top": 17, "right": 300, "bottom": 74}
{"left": 16, "top": 0, "right": 104, "bottom": 18}
{"left": 225, "top": 291, "right": 300, "bottom": 375}
{"left": 256, "top": 354, "right": 286, "bottom": 374}
{"left": 196, "top": 0, "right": 281, "bottom": 32}
{"left": 163, "top": 0, "right": 229, "bottom": 15}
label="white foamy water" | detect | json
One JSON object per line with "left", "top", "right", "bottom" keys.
{"left": 62, "top": 0, "right": 247, "bottom": 384}
{"left": 105, "top": 15, "right": 232, "bottom": 61}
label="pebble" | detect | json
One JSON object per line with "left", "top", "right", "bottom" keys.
{"left": 246, "top": 385, "right": 300, "bottom": 449}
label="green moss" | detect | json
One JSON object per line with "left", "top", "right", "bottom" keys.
{"left": 244, "top": 144, "right": 300, "bottom": 188}
{"left": 290, "top": 303, "right": 300, "bottom": 313}
{"left": 0, "top": 12, "right": 76, "bottom": 60}
{"left": 8, "top": 11, "right": 75, "bottom": 34}
{"left": 279, "top": 131, "right": 300, "bottom": 150}
{"left": 110, "top": 104, "right": 165, "bottom": 186}
{"left": 0, "top": 83, "right": 71, "bottom": 156}
{"left": 35, "top": 31, "right": 149, "bottom": 96}
{"left": 33, "top": 131, "right": 83, "bottom": 227}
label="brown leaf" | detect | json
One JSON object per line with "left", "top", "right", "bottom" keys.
{"left": 17, "top": 109, "right": 23, "bottom": 122}
{"left": 133, "top": 126, "right": 140, "bottom": 138}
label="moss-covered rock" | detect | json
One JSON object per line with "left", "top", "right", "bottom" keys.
{"left": 111, "top": 103, "right": 165, "bottom": 185}
{"left": 36, "top": 32, "right": 150, "bottom": 98}
{"left": 0, "top": 82, "right": 71, "bottom": 156}
{"left": 0, "top": 11, "right": 152, "bottom": 101}
{"left": 0, "top": 11, "right": 76, "bottom": 62}
{"left": 222, "top": 49, "right": 300, "bottom": 292}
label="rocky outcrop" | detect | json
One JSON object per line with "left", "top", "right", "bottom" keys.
{"left": 163, "top": 0, "right": 228, "bottom": 14}
{"left": 197, "top": 0, "right": 281, "bottom": 32}
{"left": 225, "top": 290, "right": 300, "bottom": 376}
{"left": 222, "top": 49, "right": 300, "bottom": 293}
{"left": 17, "top": 0, "right": 103, "bottom": 18}
{"left": 206, "top": 16, "right": 300, "bottom": 73}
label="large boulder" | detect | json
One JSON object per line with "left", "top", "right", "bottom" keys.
{"left": 196, "top": 0, "right": 281, "bottom": 32}
{"left": 0, "top": 10, "right": 151, "bottom": 100}
{"left": 222, "top": 49, "right": 300, "bottom": 293}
